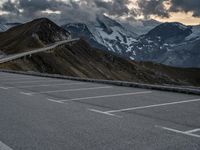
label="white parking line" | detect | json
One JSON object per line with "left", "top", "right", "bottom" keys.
{"left": 0, "top": 141, "right": 13, "bottom": 150}
{"left": 157, "top": 126, "right": 200, "bottom": 138}
{"left": 20, "top": 92, "right": 34, "bottom": 96}
{"left": 51, "top": 91, "right": 152, "bottom": 102}
{"left": 47, "top": 99, "right": 65, "bottom": 104}
{"left": 0, "top": 87, "right": 12, "bottom": 90}
{"left": 89, "top": 98, "right": 200, "bottom": 116}
{"left": 89, "top": 109, "right": 122, "bottom": 117}
{"left": 105, "top": 98, "right": 200, "bottom": 114}
{"left": 185, "top": 128, "right": 200, "bottom": 134}
{"left": 21, "top": 86, "right": 113, "bottom": 95}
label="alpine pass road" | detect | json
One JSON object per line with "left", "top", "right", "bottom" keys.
{"left": 0, "top": 72, "right": 199, "bottom": 150}
{"left": 0, "top": 38, "right": 79, "bottom": 64}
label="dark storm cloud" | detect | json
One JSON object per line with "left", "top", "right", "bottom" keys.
{"left": 0, "top": 0, "right": 200, "bottom": 24}
{"left": 170, "top": 0, "right": 200, "bottom": 17}
{"left": 137, "top": 0, "right": 169, "bottom": 18}
{"left": 0, "top": 16, "right": 6, "bottom": 23}
{"left": 1, "top": 0, "right": 70, "bottom": 17}
{"left": 1, "top": 0, "right": 19, "bottom": 14}
{"left": 0, "top": 0, "right": 134, "bottom": 23}
{"left": 138, "top": 0, "right": 200, "bottom": 18}
{"left": 94, "top": 0, "right": 134, "bottom": 16}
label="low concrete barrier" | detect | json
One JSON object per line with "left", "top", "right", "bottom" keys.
{"left": 0, "top": 69, "right": 200, "bottom": 95}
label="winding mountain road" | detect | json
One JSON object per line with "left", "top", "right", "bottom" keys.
{"left": 0, "top": 38, "right": 79, "bottom": 64}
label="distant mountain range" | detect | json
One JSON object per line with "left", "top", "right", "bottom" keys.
{"left": 131, "top": 23, "right": 200, "bottom": 68}
{"left": 0, "top": 18, "right": 200, "bottom": 86}
{"left": 0, "top": 15, "right": 200, "bottom": 68}
{"left": 63, "top": 16, "right": 200, "bottom": 68}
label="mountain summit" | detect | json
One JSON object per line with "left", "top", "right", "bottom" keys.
{"left": 146, "top": 22, "right": 192, "bottom": 43}
{"left": 63, "top": 15, "right": 138, "bottom": 57}
{"left": 0, "top": 18, "right": 71, "bottom": 54}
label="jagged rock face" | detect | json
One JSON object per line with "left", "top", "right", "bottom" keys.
{"left": 63, "top": 15, "right": 138, "bottom": 57}
{"left": 62, "top": 23, "right": 107, "bottom": 50}
{"left": 0, "top": 18, "right": 71, "bottom": 54}
{"left": 63, "top": 23, "right": 93, "bottom": 39}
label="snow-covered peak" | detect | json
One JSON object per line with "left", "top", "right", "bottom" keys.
{"left": 63, "top": 15, "right": 138, "bottom": 55}
{"left": 96, "top": 15, "right": 123, "bottom": 28}
{"left": 88, "top": 16, "right": 138, "bottom": 54}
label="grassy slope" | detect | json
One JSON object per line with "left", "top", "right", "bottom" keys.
{"left": 0, "top": 22, "right": 44, "bottom": 54}
{"left": 0, "top": 18, "right": 69, "bottom": 54}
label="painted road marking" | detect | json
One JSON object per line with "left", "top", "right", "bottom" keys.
{"left": 89, "top": 98, "right": 200, "bottom": 116}
{"left": 21, "top": 86, "right": 113, "bottom": 95}
{"left": 157, "top": 126, "right": 200, "bottom": 138}
{"left": 0, "top": 141, "right": 13, "bottom": 150}
{"left": 51, "top": 91, "right": 152, "bottom": 102}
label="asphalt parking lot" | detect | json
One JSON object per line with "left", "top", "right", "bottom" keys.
{"left": 0, "top": 72, "right": 199, "bottom": 150}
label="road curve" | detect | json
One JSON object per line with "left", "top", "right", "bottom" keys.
{"left": 0, "top": 38, "right": 79, "bottom": 64}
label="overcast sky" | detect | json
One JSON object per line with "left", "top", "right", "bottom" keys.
{"left": 0, "top": 0, "right": 200, "bottom": 25}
